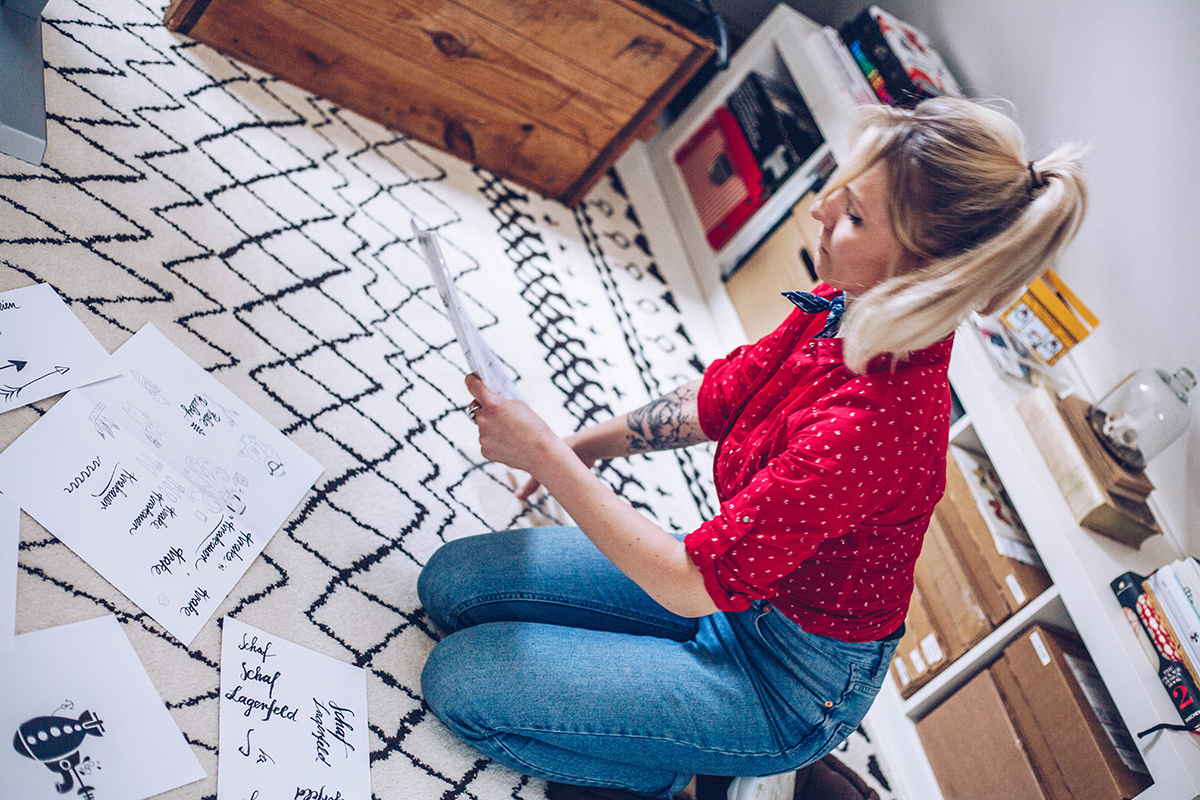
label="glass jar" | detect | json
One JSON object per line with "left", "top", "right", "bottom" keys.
{"left": 1088, "top": 367, "right": 1196, "bottom": 470}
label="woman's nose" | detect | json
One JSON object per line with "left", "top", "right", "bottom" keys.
{"left": 811, "top": 193, "right": 833, "bottom": 229}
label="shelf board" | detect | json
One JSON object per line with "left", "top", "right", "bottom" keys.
{"left": 949, "top": 326, "right": 1200, "bottom": 800}
{"left": 645, "top": 5, "right": 857, "bottom": 306}
{"left": 901, "top": 587, "right": 1068, "bottom": 720}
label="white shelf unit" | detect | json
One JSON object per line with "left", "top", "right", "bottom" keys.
{"left": 623, "top": 5, "right": 1200, "bottom": 798}
{"left": 643, "top": 5, "right": 859, "bottom": 295}
{"left": 866, "top": 327, "right": 1200, "bottom": 800}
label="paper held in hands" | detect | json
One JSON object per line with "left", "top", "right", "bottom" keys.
{"left": 413, "top": 222, "right": 522, "bottom": 400}
{"left": 0, "top": 324, "right": 324, "bottom": 645}
{"left": 218, "top": 617, "right": 370, "bottom": 800}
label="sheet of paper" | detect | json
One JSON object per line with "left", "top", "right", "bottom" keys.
{"left": 0, "top": 615, "right": 205, "bottom": 800}
{"left": 0, "top": 283, "right": 118, "bottom": 411}
{"left": 0, "top": 496, "right": 17, "bottom": 652}
{"left": 413, "top": 223, "right": 522, "bottom": 400}
{"left": 0, "top": 324, "right": 324, "bottom": 645}
{"left": 218, "top": 617, "right": 370, "bottom": 800}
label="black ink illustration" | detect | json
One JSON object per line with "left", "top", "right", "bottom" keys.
{"left": 238, "top": 434, "right": 285, "bottom": 477}
{"left": 1, "top": 365, "right": 69, "bottom": 402}
{"left": 123, "top": 403, "right": 165, "bottom": 448}
{"left": 183, "top": 455, "right": 249, "bottom": 516}
{"left": 13, "top": 709, "right": 105, "bottom": 798}
{"left": 238, "top": 728, "right": 254, "bottom": 758}
{"left": 129, "top": 370, "right": 168, "bottom": 405}
{"left": 0, "top": 359, "right": 28, "bottom": 372}
{"left": 202, "top": 393, "right": 239, "bottom": 427}
{"left": 88, "top": 404, "right": 120, "bottom": 440}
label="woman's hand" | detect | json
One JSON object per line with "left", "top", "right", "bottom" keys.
{"left": 465, "top": 374, "right": 569, "bottom": 484}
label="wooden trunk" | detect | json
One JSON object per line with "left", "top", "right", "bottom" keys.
{"left": 163, "top": 0, "right": 715, "bottom": 205}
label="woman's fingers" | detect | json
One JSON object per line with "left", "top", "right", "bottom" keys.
{"left": 516, "top": 476, "right": 541, "bottom": 501}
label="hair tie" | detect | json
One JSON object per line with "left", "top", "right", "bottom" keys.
{"left": 1028, "top": 160, "right": 1047, "bottom": 191}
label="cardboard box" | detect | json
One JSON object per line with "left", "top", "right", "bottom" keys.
{"left": 890, "top": 582, "right": 949, "bottom": 698}
{"left": 937, "top": 447, "right": 1052, "bottom": 626}
{"left": 916, "top": 669, "right": 1047, "bottom": 800}
{"left": 913, "top": 513, "right": 992, "bottom": 661}
{"left": 995, "top": 624, "right": 1152, "bottom": 800}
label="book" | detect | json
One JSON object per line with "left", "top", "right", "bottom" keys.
{"left": 725, "top": 72, "right": 823, "bottom": 197}
{"left": 1111, "top": 571, "right": 1200, "bottom": 730}
{"left": 1016, "top": 386, "right": 1160, "bottom": 547}
{"left": 838, "top": 6, "right": 961, "bottom": 108}
{"left": 1141, "top": 576, "right": 1200, "bottom": 688}
{"left": 805, "top": 26, "right": 878, "bottom": 107}
{"left": 1147, "top": 564, "right": 1200, "bottom": 684}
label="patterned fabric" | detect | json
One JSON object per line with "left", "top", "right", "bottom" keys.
{"left": 782, "top": 290, "right": 846, "bottom": 338}
{"left": 688, "top": 284, "right": 956, "bottom": 642}
{"left": 0, "top": 2, "right": 903, "bottom": 798}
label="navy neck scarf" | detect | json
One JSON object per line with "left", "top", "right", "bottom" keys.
{"left": 781, "top": 290, "right": 846, "bottom": 339}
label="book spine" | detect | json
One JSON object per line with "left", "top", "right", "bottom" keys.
{"left": 814, "top": 28, "right": 877, "bottom": 105}
{"left": 1112, "top": 571, "right": 1200, "bottom": 729}
{"left": 839, "top": 11, "right": 895, "bottom": 105}
{"left": 1143, "top": 575, "right": 1200, "bottom": 688}
{"left": 1156, "top": 565, "right": 1200, "bottom": 674}
{"left": 848, "top": 9, "right": 922, "bottom": 106}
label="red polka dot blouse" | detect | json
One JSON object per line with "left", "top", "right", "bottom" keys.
{"left": 686, "top": 284, "right": 954, "bottom": 642}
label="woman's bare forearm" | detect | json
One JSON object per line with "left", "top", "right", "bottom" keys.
{"left": 570, "top": 379, "right": 707, "bottom": 465}
{"left": 624, "top": 379, "right": 707, "bottom": 454}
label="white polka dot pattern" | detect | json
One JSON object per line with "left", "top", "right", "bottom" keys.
{"left": 687, "top": 285, "right": 955, "bottom": 642}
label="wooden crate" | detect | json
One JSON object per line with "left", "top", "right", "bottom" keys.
{"left": 164, "top": 0, "right": 715, "bottom": 205}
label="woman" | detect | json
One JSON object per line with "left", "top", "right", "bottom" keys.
{"left": 418, "top": 97, "right": 1087, "bottom": 800}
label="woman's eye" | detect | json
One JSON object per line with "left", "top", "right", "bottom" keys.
{"left": 846, "top": 210, "right": 863, "bottom": 225}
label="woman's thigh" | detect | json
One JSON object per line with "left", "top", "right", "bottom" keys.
{"left": 418, "top": 526, "right": 699, "bottom": 641}
{"left": 420, "top": 608, "right": 889, "bottom": 789}
{"left": 420, "top": 617, "right": 800, "bottom": 795}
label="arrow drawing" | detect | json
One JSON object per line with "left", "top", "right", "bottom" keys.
{"left": 0, "top": 359, "right": 27, "bottom": 372}
{"left": 0, "top": 365, "right": 69, "bottom": 402}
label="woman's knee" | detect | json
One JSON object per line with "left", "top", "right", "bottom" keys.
{"left": 418, "top": 536, "right": 477, "bottom": 632}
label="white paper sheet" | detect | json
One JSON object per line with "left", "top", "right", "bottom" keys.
{"left": 218, "top": 617, "right": 370, "bottom": 800}
{"left": 0, "top": 495, "right": 17, "bottom": 652}
{"left": 0, "top": 615, "right": 206, "bottom": 800}
{"left": 0, "top": 283, "right": 118, "bottom": 410}
{"left": 0, "top": 324, "right": 324, "bottom": 644}
{"left": 413, "top": 223, "right": 522, "bottom": 400}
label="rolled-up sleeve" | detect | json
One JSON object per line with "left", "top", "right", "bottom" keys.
{"left": 686, "top": 391, "right": 899, "bottom": 612}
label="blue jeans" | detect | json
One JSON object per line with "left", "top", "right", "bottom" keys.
{"left": 418, "top": 527, "right": 895, "bottom": 799}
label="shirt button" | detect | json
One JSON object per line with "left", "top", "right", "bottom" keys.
{"left": 825, "top": 700, "right": 834, "bottom": 708}
{"left": 762, "top": 603, "right": 771, "bottom": 613}
{"left": 741, "top": 516, "right": 751, "bottom": 523}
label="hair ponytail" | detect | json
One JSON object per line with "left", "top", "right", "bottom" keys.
{"left": 820, "top": 98, "right": 1089, "bottom": 373}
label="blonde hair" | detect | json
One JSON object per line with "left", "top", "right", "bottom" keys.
{"left": 816, "top": 97, "right": 1088, "bottom": 373}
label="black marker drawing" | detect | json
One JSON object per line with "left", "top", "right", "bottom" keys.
{"left": 238, "top": 434, "right": 285, "bottom": 477}
{"left": 239, "top": 728, "right": 254, "bottom": 758}
{"left": 13, "top": 709, "right": 105, "bottom": 799}
{"left": 1, "top": 365, "right": 69, "bottom": 402}
{"left": 0, "top": 359, "right": 28, "bottom": 372}
{"left": 123, "top": 403, "right": 165, "bottom": 448}
{"left": 88, "top": 404, "right": 120, "bottom": 440}
{"left": 129, "top": 370, "right": 168, "bottom": 405}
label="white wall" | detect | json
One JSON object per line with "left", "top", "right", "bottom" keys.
{"left": 758, "top": 0, "right": 1200, "bottom": 552}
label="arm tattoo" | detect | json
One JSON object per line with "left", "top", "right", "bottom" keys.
{"left": 625, "top": 384, "right": 707, "bottom": 454}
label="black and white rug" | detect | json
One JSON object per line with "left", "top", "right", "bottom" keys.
{"left": 0, "top": 2, "right": 899, "bottom": 798}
